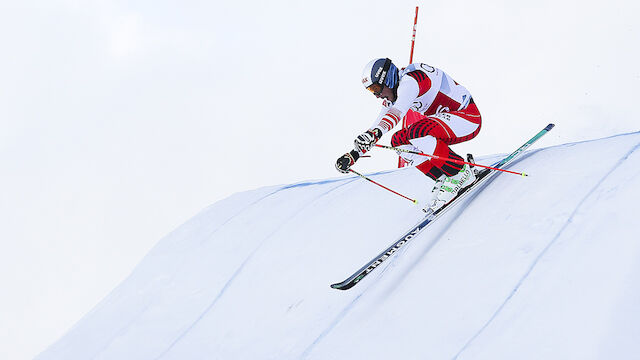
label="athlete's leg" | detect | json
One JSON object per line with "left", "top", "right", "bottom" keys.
{"left": 404, "top": 102, "right": 482, "bottom": 177}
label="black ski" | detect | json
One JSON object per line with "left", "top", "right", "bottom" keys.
{"left": 330, "top": 124, "right": 555, "bottom": 290}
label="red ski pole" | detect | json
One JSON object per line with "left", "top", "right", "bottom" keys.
{"left": 375, "top": 144, "right": 528, "bottom": 177}
{"left": 349, "top": 169, "right": 418, "bottom": 204}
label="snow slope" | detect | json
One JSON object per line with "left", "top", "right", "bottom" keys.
{"left": 37, "top": 130, "right": 640, "bottom": 360}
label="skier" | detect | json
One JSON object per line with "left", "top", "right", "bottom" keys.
{"left": 335, "top": 58, "right": 482, "bottom": 212}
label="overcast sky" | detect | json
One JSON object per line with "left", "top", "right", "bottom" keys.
{"left": 1, "top": 0, "right": 639, "bottom": 358}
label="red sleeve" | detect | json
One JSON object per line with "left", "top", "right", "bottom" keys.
{"left": 406, "top": 71, "right": 431, "bottom": 97}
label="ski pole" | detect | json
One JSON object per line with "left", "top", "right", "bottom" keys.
{"left": 349, "top": 169, "right": 418, "bottom": 204}
{"left": 375, "top": 144, "right": 528, "bottom": 177}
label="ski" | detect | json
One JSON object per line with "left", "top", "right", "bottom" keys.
{"left": 330, "top": 123, "right": 555, "bottom": 290}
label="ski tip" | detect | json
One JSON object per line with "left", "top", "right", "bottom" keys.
{"left": 330, "top": 283, "right": 349, "bottom": 290}
{"left": 545, "top": 123, "right": 555, "bottom": 131}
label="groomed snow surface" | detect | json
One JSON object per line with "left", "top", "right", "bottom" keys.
{"left": 38, "top": 131, "right": 640, "bottom": 360}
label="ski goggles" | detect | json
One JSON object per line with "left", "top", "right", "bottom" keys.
{"left": 366, "top": 58, "right": 392, "bottom": 96}
{"left": 366, "top": 83, "right": 384, "bottom": 96}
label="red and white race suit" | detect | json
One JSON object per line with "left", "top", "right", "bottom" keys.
{"left": 369, "top": 63, "right": 481, "bottom": 179}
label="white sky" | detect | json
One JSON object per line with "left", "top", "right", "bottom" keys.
{"left": 1, "top": 0, "right": 638, "bottom": 359}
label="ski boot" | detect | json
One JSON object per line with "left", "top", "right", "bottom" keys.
{"left": 423, "top": 163, "right": 476, "bottom": 213}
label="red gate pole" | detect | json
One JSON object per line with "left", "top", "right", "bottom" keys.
{"left": 409, "top": 6, "right": 419, "bottom": 64}
{"left": 398, "top": 6, "right": 420, "bottom": 168}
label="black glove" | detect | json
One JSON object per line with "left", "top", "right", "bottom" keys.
{"left": 335, "top": 150, "right": 360, "bottom": 174}
{"left": 354, "top": 128, "right": 382, "bottom": 154}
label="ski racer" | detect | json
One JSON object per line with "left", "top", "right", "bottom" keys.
{"left": 335, "top": 58, "right": 482, "bottom": 212}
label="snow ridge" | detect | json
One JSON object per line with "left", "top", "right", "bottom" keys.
{"left": 156, "top": 179, "right": 357, "bottom": 359}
